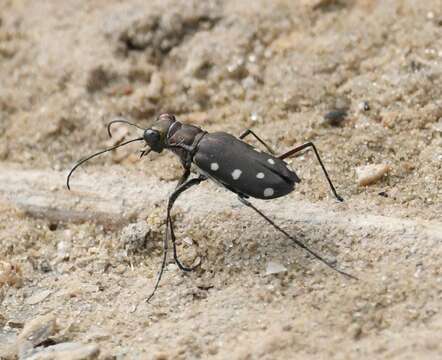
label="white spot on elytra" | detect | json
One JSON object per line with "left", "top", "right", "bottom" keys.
{"left": 264, "top": 188, "right": 274, "bottom": 197}
{"left": 256, "top": 172, "right": 265, "bottom": 179}
{"left": 267, "top": 158, "right": 275, "bottom": 165}
{"left": 210, "top": 162, "right": 219, "bottom": 171}
{"left": 231, "top": 169, "right": 242, "bottom": 180}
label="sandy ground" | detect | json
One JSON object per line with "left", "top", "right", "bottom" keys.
{"left": 1, "top": 0, "right": 442, "bottom": 359}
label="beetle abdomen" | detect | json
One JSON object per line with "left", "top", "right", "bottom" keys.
{"left": 194, "top": 132, "right": 300, "bottom": 199}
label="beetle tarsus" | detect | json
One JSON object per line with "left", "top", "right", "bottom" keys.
{"left": 145, "top": 237, "right": 168, "bottom": 303}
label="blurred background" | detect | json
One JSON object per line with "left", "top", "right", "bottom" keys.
{"left": 0, "top": 0, "right": 441, "bottom": 359}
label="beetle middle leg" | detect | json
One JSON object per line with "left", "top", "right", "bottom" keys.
{"left": 278, "top": 142, "right": 344, "bottom": 202}
{"left": 167, "top": 176, "right": 207, "bottom": 271}
{"left": 176, "top": 167, "right": 191, "bottom": 187}
{"left": 168, "top": 175, "right": 206, "bottom": 272}
{"left": 146, "top": 175, "right": 206, "bottom": 302}
{"left": 166, "top": 174, "right": 206, "bottom": 271}
{"left": 237, "top": 196, "right": 357, "bottom": 280}
{"left": 239, "top": 129, "right": 275, "bottom": 154}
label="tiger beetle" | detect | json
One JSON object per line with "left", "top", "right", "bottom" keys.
{"left": 67, "top": 113, "right": 357, "bottom": 302}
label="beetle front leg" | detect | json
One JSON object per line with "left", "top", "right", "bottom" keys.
{"left": 239, "top": 129, "right": 275, "bottom": 154}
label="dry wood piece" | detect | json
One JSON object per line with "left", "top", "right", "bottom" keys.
{"left": 0, "top": 165, "right": 440, "bottom": 244}
{"left": 0, "top": 165, "right": 149, "bottom": 229}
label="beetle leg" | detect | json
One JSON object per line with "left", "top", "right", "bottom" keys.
{"left": 145, "top": 216, "right": 169, "bottom": 303}
{"left": 239, "top": 129, "right": 275, "bottom": 154}
{"left": 167, "top": 176, "right": 206, "bottom": 272}
{"left": 237, "top": 196, "right": 357, "bottom": 280}
{"left": 176, "top": 167, "right": 191, "bottom": 188}
{"left": 278, "top": 142, "right": 344, "bottom": 202}
{"left": 146, "top": 175, "right": 205, "bottom": 303}
{"left": 168, "top": 216, "right": 202, "bottom": 272}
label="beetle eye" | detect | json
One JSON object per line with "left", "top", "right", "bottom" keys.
{"left": 143, "top": 129, "right": 165, "bottom": 152}
{"left": 144, "top": 129, "right": 160, "bottom": 144}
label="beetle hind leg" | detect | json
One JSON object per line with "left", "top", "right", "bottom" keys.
{"left": 238, "top": 196, "right": 357, "bottom": 280}
{"left": 239, "top": 129, "right": 275, "bottom": 154}
{"left": 278, "top": 142, "right": 343, "bottom": 202}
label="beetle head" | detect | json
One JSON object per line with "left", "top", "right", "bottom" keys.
{"left": 143, "top": 113, "right": 176, "bottom": 153}
{"left": 67, "top": 114, "right": 179, "bottom": 190}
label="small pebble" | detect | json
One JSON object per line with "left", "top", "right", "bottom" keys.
{"left": 167, "top": 263, "right": 178, "bottom": 271}
{"left": 57, "top": 240, "right": 71, "bottom": 261}
{"left": 25, "top": 289, "right": 53, "bottom": 305}
{"left": 120, "top": 222, "right": 150, "bottom": 254}
{"left": 17, "top": 314, "right": 57, "bottom": 351}
{"left": 25, "top": 342, "right": 100, "bottom": 360}
{"left": 115, "top": 264, "right": 126, "bottom": 274}
{"left": 182, "top": 237, "right": 193, "bottom": 245}
{"left": 146, "top": 72, "right": 163, "bottom": 101}
{"left": 265, "top": 261, "right": 287, "bottom": 275}
{"left": 356, "top": 164, "right": 390, "bottom": 186}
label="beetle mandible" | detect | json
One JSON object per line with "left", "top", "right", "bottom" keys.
{"left": 67, "top": 113, "right": 357, "bottom": 301}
